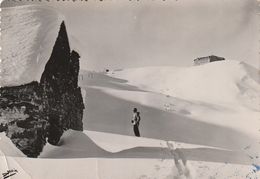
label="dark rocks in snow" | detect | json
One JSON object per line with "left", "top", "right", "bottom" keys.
{"left": 0, "top": 21, "right": 84, "bottom": 157}
{"left": 0, "top": 81, "right": 48, "bottom": 157}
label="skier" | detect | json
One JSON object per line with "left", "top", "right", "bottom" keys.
{"left": 132, "top": 108, "right": 141, "bottom": 137}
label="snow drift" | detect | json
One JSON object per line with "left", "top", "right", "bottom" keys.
{"left": 1, "top": 130, "right": 259, "bottom": 179}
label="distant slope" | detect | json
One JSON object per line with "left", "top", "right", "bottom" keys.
{"left": 1, "top": 5, "right": 64, "bottom": 86}
{"left": 109, "top": 60, "right": 260, "bottom": 110}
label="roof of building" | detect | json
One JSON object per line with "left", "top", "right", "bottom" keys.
{"left": 194, "top": 55, "right": 225, "bottom": 61}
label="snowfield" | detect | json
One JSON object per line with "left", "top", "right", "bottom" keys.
{"left": 1, "top": 4, "right": 260, "bottom": 179}
{"left": 107, "top": 60, "right": 260, "bottom": 138}
{"left": 0, "top": 130, "right": 260, "bottom": 179}
{"left": 79, "top": 60, "right": 260, "bottom": 178}
{"left": 109, "top": 60, "right": 260, "bottom": 110}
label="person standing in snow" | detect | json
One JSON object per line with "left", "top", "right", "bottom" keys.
{"left": 132, "top": 108, "right": 141, "bottom": 137}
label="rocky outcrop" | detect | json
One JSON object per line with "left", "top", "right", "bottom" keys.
{"left": 40, "top": 21, "right": 84, "bottom": 145}
{"left": 0, "top": 81, "right": 48, "bottom": 157}
{"left": 0, "top": 21, "right": 84, "bottom": 157}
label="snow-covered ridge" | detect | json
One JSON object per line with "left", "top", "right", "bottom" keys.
{"left": 109, "top": 60, "right": 260, "bottom": 110}
{"left": 1, "top": 5, "right": 64, "bottom": 86}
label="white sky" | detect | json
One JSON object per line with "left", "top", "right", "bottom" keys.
{"left": 2, "top": 0, "right": 259, "bottom": 70}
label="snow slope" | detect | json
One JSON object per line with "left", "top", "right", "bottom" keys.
{"left": 80, "top": 61, "right": 260, "bottom": 171}
{"left": 0, "top": 5, "right": 64, "bottom": 86}
{"left": 0, "top": 133, "right": 25, "bottom": 157}
{"left": 110, "top": 60, "right": 260, "bottom": 110}
{"left": 0, "top": 130, "right": 259, "bottom": 179}
{"left": 106, "top": 61, "right": 260, "bottom": 137}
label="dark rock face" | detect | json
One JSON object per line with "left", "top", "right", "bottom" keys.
{"left": 40, "top": 22, "right": 84, "bottom": 145}
{"left": 0, "top": 21, "right": 84, "bottom": 157}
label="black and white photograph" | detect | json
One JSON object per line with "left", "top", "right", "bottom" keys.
{"left": 0, "top": 0, "right": 260, "bottom": 178}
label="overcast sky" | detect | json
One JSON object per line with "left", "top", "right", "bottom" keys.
{"left": 2, "top": 0, "right": 259, "bottom": 70}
